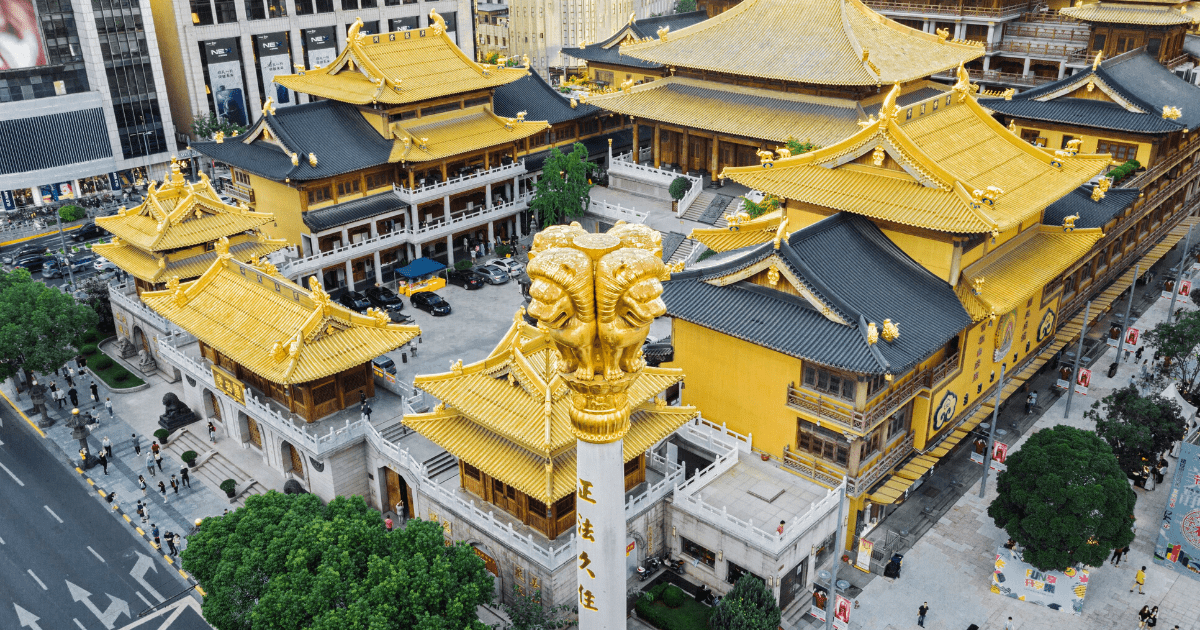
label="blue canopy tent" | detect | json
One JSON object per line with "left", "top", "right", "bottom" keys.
{"left": 394, "top": 257, "right": 448, "bottom": 295}
{"left": 396, "top": 257, "right": 446, "bottom": 279}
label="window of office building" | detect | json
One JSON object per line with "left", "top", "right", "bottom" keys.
{"left": 245, "top": 0, "right": 266, "bottom": 19}
{"left": 341, "top": 0, "right": 356, "bottom": 8}
{"left": 191, "top": 0, "right": 215, "bottom": 24}
{"left": 214, "top": 0, "right": 238, "bottom": 22}
{"left": 315, "top": 0, "right": 333, "bottom": 10}
{"left": 295, "top": 0, "right": 313, "bottom": 13}
{"left": 389, "top": 16, "right": 419, "bottom": 30}
{"left": 0, "top": 0, "right": 90, "bottom": 103}
{"left": 92, "top": 0, "right": 168, "bottom": 159}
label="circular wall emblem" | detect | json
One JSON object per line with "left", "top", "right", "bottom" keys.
{"left": 1182, "top": 510, "right": 1200, "bottom": 550}
{"left": 1037, "top": 309, "right": 1056, "bottom": 343}
{"left": 933, "top": 391, "right": 958, "bottom": 432}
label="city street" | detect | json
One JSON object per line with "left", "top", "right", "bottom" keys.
{"left": 0, "top": 404, "right": 192, "bottom": 630}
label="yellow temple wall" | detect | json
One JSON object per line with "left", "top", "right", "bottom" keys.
{"left": 249, "top": 175, "right": 307, "bottom": 245}
{"left": 783, "top": 201, "right": 835, "bottom": 232}
{"left": 1009, "top": 121, "right": 1154, "bottom": 166}
{"left": 585, "top": 62, "right": 662, "bottom": 89}
{"left": 668, "top": 319, "right": 800, "bottom": 457}
{"left": 879, "top": 225, "right": 957, "bottom": 283}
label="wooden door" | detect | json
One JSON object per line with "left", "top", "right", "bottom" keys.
{"left": 247, "top": 417, "right": 262, "bottom": 448}
{"left": 289, "top": 444, "right": 304, "bottom": 478}
{"left": 386, "top": 468, "right": 412, "bottom": 517}
{"left": 207, "top": 392, "right": 222, "bottom": 422}
{"left": 690, "top": 137, "right": 709, "bottom": 173}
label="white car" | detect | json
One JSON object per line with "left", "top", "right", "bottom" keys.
{"left": 94, "top": 257, "right": 117, "bottom": 272}
{"left": 486, "top": 257, "right": 524, "bottom": 275}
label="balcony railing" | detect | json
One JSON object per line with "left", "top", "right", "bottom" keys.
{"left": 1126, "top": 140, "right": 1200, "bottom": 190}
{"left": 609, "top": 145, "right": 703, "bottom": 217}
{"left": 1004, "top": 24, "right": 1090, "bottom": 42}
{"left": 781, "top": 448, "right": 845, "bottom": 488}
{"left": 990, "top": 41, "right": 1083, "bottom": 59}
{"left": 393, "top": 160, "right": 526, "bottom": 205}
{"left": 936, "top": 68, "right": 1054, "bottom": 87}
{"left": 862, "top": 0, "right": 1030, "bottom": 17}
{"left": 847, "top": 434, "right": 915, "bottom": 496}
{"left": 226, "top": 184, "right": 255, "bottom": 204}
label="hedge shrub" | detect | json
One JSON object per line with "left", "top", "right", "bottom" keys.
{"left": 454, "top": 259, "right": 474, "bottom": 271}
{"left": 94, "top": 356, "right": 114, "bottom": 370}
{"left": 635, "top": 583, "right": 711, "bottom": 630}
{"left": 668, "top": 176, "right": 692, "bottom": 201}
{"left": 1106, "top": 159, "right": 1142, "bottom": 183}
{"left": 80, "top": 343, "right": 98, "bottom": 356}
{"left": 661, "top": 584, "right": 686, "bottom": 608}
{"left": 59, "top": 205, "right": 88, "bottom": 222}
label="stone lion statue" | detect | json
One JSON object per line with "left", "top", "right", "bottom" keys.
{"left": 526, "top": 247, "right": 598, "bottom": 379}
{"left": 162, "top": 392, "right": 187, "bottom": 416}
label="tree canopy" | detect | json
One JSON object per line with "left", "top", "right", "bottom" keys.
{"left": 987, "top": 425, "right": 1136, "bottom": 571}
{"left": 76, "top": 276, "right": 115, "bottom": 334}
{"left": 675, "top": 0, "right": 697, "bottom": 12}
{"left": 182, "top": 492, "right": 495, "bottom": 630}
{"left": 1144, "top": 309, "right": 1200, "bottom": 393}
{"left": 0, "top": 269, "right": 97, "bottom": 384}
{"left": 1085, "top": 385, "right": 1186, "bottom": 477}
{"left": 499, "top": 585, "right": 576, "bottom": 630}
{"left": 190, "top": 111, "right": 248, "bottom": 140}
{"left": 530, "top": 143, "right": 595, "bottom": 228}
{"left": 708, "top": 575, "right": 781, "bottom": 630}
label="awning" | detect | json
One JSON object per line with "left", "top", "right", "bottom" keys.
{"left": 869, "top": 474, "right": 917, "bottom": 505}
{"left": 396, "top": 257, "right": 446, "bottom": 279}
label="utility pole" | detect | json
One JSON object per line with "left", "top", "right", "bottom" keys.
{"left": 1167, "top": 223, "right": 1194, "bottom": 322}
{"left": 979, "top": 364, "right": 1004, "bottom": 498}
{"left": 1114, "top": 263, "right": 1140, "bottom": 373}
{"left": 54, "top": 209, "right": 76, "bottom": 292}
{"left": 1064, "top": 301, "right": 1091, "bottom": 418}
{"left": 824, "top": 478, "right": 847, "bottom": 630}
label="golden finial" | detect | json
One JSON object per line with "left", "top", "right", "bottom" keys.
{"left": 1002, "top": 88, "right": 1014, "bottom": 101}
{"left": 657, "top": 26, "right": 670, "bottom": 41}
{"left": 504, "top": 118, "right": 514, "bottom": 130}
{"left": 215, "top": 236, "right": 231, "bottom": 257}
{"left": 570, "top": 98, "right": 578, "bottom": 108}
{"left": 866, "top": 322, "right": 879, "bottom": 345}
{"left": 628, "top": 12, "right": 635, "bottom": 24}
{"left": 1092, "top": 176, "right": 1111, "bottom": 202}
{"left": 1063, "top": 214, "right": 1079, "bottom": 231}
{"left": 214, "top": 131, "right": 224, "bottom": 144}
{"left": 167, "top": 276, "right": 186, "bottom": 306}
{"left": 654, "top": 396, "right": 667, "bottom": 410}
{"left": 433, "top": 402, "right": 447, "bottom": 412}
{"left": 347, "top": 17, "right": 363, "bottom": 42}
{"left": 1163, "top": 106, "right": 1182, "bottom": 120}
{"left": 157, "top": 256, "right": 167, "bottom": 270}
{"left": 262, "top": 97, "right": 276, "bottom": 117}
{"left": 1092, "top": 49, "right": 1104, "bottom": 72}
{"left": 522, "top": 54, "right": 529, "bottom": 67}
{"left": 881, "top": 318, "right": 900, "bottom": 342}
{"left": 972, "top": 277, "right": 985, "bottom": 296}
{"left": 450, "top": 359, "right": 463, "bottom": 374}
{"left": 516, "top": 111, "right": 527, "bottom": 122}
{"left": 429, "top": 9, "right": 446, "bottom": 35}
{"left": 231, "top": 129, "right": 238, "bottom": 137}
{"left": 290, "top": 152, "right": 299, "bottom": 166}
{"left": 308, "top": 152, "right": 318, "bottom": 167}
{"left": 952, "top": 62, "right": 977, "bottom": 102}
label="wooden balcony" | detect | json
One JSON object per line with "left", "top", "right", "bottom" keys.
{"left": 862, "top": 0, "right": 1030, "bottom": 18}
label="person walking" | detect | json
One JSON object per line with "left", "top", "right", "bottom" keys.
{"left": 208, "top": 422, "right": 216, "bottom": 444}
{"left": 1147, "top": 606, "right": 1159, "bottom": 628}
{"left": 151, "top": 524, "right": 160, "bottom": 548}
{"left": 360, "top": 402, "right": 372, "bottom": 422}
{"left": 917, "top": 602, "right": 929, "bottom": 628}
{"left": 158, "top": 480, "right": 168, "bottom": 503}
{"left": 154, "top": 451, "right": 163, "bottom": 472}
{"left": 1132, "top": 566, "right": 1147, "bottom": 594}
{"left": 151, "top": 441, "right": 159, "bottom": 456}
{"left": 170, "top": 474, "right": 179, "bottom": 494}
{"left": 53, "top": 387, "right": 65, "bottom": 408}
{"left": 131, "top": 433, "right": 141, "bottom": 455}
{"left": 146, "top": 452, "right": 156, "bottom": 477}
{"left": 104, "top": 397, "right": 113, "bottom": 418}
{"left": 66, "top": 368, "right": 75, "bottom": 388}
{"left": 1138, "top": 605, "right": 1151, "bottom": 629}
{"left": 172, "top": 533, "right": 182, "bottom": 557}
{"left": 98, "top": 451, "right": 109, "bottom": 475}
{"left": 385, "top": 516, "right": 393, "bottom": 532}
{"left": 179, "top": 465, "right": 191, "bottom": 489}
{"left": 135, "top": 501, "right": 145, "bottom": 523}
{"left": 1136, "top": 346, "right": 1145, "bottom": 362}
{"left": 67, "top": 387, "right": 78, "bottom": 408}
{"left": 138, "top": 475, "right": 147, "bottom": 497}
{"left": 101, "top": 436, "right": 112, "bottom": 458}
{"left": 141, "top": 503, "right": 150, "bottom": 524}
{"left": 1004, "top": 617, "right": 1014, "bottom": 630}
{"left": 89, "top": 381, "right": 98, "bottom": 402}
{"left": 165, "top": 532, "right": 177, "bottom": 556}
{"left": 1112, "top": 545, "right": 1128, "bottom": 566}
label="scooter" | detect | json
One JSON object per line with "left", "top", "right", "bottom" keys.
{"left": 664, "top": 556, "right": 686, "bottom": 575}
{"left": 636, "top": 565, "right": 653, "bottom": 581}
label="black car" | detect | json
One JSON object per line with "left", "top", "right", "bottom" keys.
{"left": 337, "top": 290, "right": 372, "bottom": 312}
{"left": 447, "top": 269, "right": 485, "bottom": 290}
{"left": 411, "top": 291, "right": 451, "bottom": 315}
{"left": 71, "top": 222, "right": 105, "bottom": 242}
{"left": 14, "top": 253, "right": 49, "bottom": 272}
{"left": 365, "top": 285, "right": 404, "bottom": 309}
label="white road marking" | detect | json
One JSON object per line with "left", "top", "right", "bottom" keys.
{"left": 0, "top": 535, "right": 5, "bottom": 544}
{"left": 27, "top": 569, "right": 47, "bottom": 590}
{"left": 43, "top": 506, "right": 63, "bottom": 523}
{"left": 0, "top": 459, "right": 24, "bottom": 486}
{"left": 130, "top": 553, "right": 165, "bottom": 603}
{"left": 74, "top": 619, "right": 87, "bottom": 630}
{"left": 87, "top": 546, "right": 105, "bottom": 563}
{"left": 135, "top": 591, "right": 152, "bottom": 609}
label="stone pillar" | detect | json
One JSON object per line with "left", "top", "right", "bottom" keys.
{"left": 445, "top": 235, "right": 454, "bottom": 266}
{"left": 576, "top": 438, "right": 625, "bottom": 629}
{"left": 1023, "top": 57, "right": 1032, "bottom": 77}
{"left": 443, "top": 196, "right": 451, "bottom": 224}
{"left": 653, "top": 124, "right": 661, "bottom": 169}
{"left": 410, "top": 205, "right": 418, "bottom": 232}
{"left": 488, "top": 220, "right": 495, "bottom": 245}
{"left": 1058, "top": 62, "right": 1067, "bottom": 79}
{"left": 485, "top": 182, "right": 493, "bottom": 208}
{"left": 983, "top": 56, "right": 991, "bottom": 72}
{"left": 344, "top": 260, "right": 354, "bottom": 290}
{"left": 954, "top": 22, "right": 964, "bottom": 40}
{"left": 986, "top": 24, "right": 995, "bottom": 44}
{"left": 373, "top": 251, "right": 383, "bottom": 285}
{"left": 923, "top": 20, "right": 932, "bottom": 33}
{"left": 340, "top": 227, "right": 349, "bottom": 247}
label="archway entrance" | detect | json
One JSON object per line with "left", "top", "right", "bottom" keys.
{"left": 472, "top": 544, "right": 501, "bottom": 600}
{"left": 204, "top": 389, "right": 221, "bottom": 423}
{"left": 384, "top": 468, "right": 413, "bottom": 521}
{"left": 133, "top": 326, "right": 149, "bottom": 354}
{"left": 282, "top": 441, "right": 304, "bottom": 479}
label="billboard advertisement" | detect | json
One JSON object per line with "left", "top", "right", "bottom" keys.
{"left": 992, "top": 547, "right": 1089, "bottom": 614}
{"left": 204, "top": 38, "right": 249, "bottom": 127}
{"left": 0, "top": 0, "right": 47, "bottom": 70}
{"left": 303, "top": 27, "right": 338, "bottom": 69}
{"left": 254, "top": 32, "right": 292, "bottom": 108}
{"left": 1153, "top": 435, "right": 1200, "bottom": 579}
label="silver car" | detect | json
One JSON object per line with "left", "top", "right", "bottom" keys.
{"left": 486, "top": 257, "right": 524, "bottom": 275}
{"left": 474, "top": 264, "right": 510, "bottom": 285}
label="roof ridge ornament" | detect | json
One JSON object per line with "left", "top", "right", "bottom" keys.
{"left": 1092, "top": 176, "right": 1112, "bottom": 202}
{"left": 877, "top": 83, "right": 902, "bottom": 131}
{"left": 430, "top": 9, "right": 446, "bottom": 35}
{"left": 772, "top": 217, "right": 789, "bottom": 249}
{"left": 262, "top": 97, "right": 276, "bottom": 117}
{"left": 214, "top": 236, "right": 231, "bottom": 258}
{"left": 952, "top": 63, "right": 977, "bottom": 102}
{"left": 1163, "top": 106, "right": 1182, "bottom": 120}
{"left": 881, "top": 319, "right": 899, "bottom": 343}
{"left": 657, "top": 25, "right": 670, "bottom": 41}
{"left": 1092, "top": 49, "right": 1104, "bottom": 72}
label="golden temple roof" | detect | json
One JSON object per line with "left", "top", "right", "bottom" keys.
{"left": 93, "top": 234, "right": 286, "bottom": 284}
{"left": 1061, "top": 2, "right": 1194, "bottom": 24}
{"left": 689, "top": 209, "right": 783, "bottom": 252}
{"left": 617, "top": 0, "right": 983, "bottom": 86}
{"left": 389, "top": 106, "right": 550, "bottom": 163}
{"left": 956, "top": 225, "right": 1104, "bottom": 320}
{"left": 142, "top": 247, "right": 419, "bottom": 385}
{"left": 404, "top": 315, "right": 697, "bottom": 503}
{"left": 722, "top": 79, "right": 1113, "bottom": 234}
{"left": 97, "top": 163, "right": 277, "bottom": 253}
{"left": 586, "top": 78, "right": 864, "bottom": 146}
{"left": 274, "top": 15, "right": 528, "bottom": 105}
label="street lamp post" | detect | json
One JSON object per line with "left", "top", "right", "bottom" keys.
{"left": 1167, "top": 223, "right": 1194, "bottom": 322}
{"left": 67, "top": 407, "right": 96, "bottom": 469}
{"left": 29, "top": 379, "right": 51, "bottom": 428}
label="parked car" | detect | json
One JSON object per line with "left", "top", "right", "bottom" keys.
{"left": 372, "top": 355, "right": 397, "bottom": 376}
{"left": 447, "top": 269, "right": 485, "bottom": 289}
{"left": 337, "top": 290, "right": 372, "bottom": 312}
{"left": 94, "top": 257, "right": 117, "bottom": 272}
{"left": 486, "top": 257, "right": 524, "bottom": 275}
{"left": 474, "top": 264, "right": 510, "bottom": 285}
{"left": 71, "top": 222, "right": 105, "bottom": 242}
{"left": 14, "top": 253, "right": 49, "bottom": 272}
{"left": 365, "top": 285, "right": 403, "bottom": 309}
{"left": 411, "top": 291, "right": 451, "bottom": 315}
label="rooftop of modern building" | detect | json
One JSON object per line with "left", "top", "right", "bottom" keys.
{"left": 681, "top": 450, "right": 829, "bottom": 536}
{"left": 561, "top": 11, "right": 711, "bottom": 69}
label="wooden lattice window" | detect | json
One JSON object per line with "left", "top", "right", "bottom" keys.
{"left": 342, "top": 369, "right": 366, "bottom": 392}
{"left": 313, "top": 381, "right": 337, "bottom": 404}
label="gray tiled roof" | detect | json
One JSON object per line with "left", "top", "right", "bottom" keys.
{"left": 983, "top": 50, "right": 1200, "bottom": 134}
{"left": 664, "top": 213, "right": 971, "bottom": 375}
{"left": 493, "top": 71, "right": 600, "bottom": 124}
{"left": 562, "top": 11, "right": 709, "bottom": 69}
{"left": 192, "top": 101, "right": 394, "bottom": 183}
{"left": 1043, "top": 184, "right": 1139, "bottom": 229}
{"left": 303, "top": 189, "right": 407, "bottom": 233}
{"left": 523, "top": 128, "right": 635, "bottom": 171}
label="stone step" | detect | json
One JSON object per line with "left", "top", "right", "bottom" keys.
{"left": 424, "top": 450, "right": 458, "bottom": 480}
{"left": 378, "top": 418, "right": 413, "bottom": 442}
{"left": 682, "top": 190, "right": 719, "bottom": 221}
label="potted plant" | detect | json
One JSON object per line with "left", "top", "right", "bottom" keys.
{"left": 153, "top": 428, "right": 170, "bottom": 444}
{"left": 181, "top": 450, "right": 198, "bottom": 468}
{"left": 220, "top": 479, "right": 237, "bottom": 498}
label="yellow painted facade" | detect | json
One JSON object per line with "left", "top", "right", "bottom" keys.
{"left": 247, "top": 174, "right": 309, "bottom": 244}
{"left": 1009, "top": 121, "right": 1155, "bottom": 167}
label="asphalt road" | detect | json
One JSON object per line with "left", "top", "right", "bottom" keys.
{"left": 1, "top": 228, "right": 109, "bottom": 291}
{"left": 0, "top": 406, "right": 190, "bottom": 630}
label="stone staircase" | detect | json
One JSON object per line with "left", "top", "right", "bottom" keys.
{"left": 423, "top": 450, "right": 458, "bottom": 481}
{"left": 667, "top": 239, "right": 706, "bottom": 267}
{"left": 376, "top": 417, "right": 413, "bottom": 442}
{"left": 681, "top": 189, "right": 721, "bottom": 222}
{"left": 165, "top": 428, "right": 265, "bottom": 506}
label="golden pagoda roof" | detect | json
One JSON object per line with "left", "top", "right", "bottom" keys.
{"left": 586, "top": 78, "right": 864, "bottom": 146}
{"left": 141, "top": 246, "right": 419, "bottom": 385}
{"left": 618, "top": 0, "right": 983, "bottom": 86}
{"left": 689, "top": 209, "right": 783, "bottom": 252}
{"left": 404, "top": 315, "right": 697, "bottom": 503}
{"left": 97, "top": 164, "right": 277, "bottom": 253}
{"left": 93, "top": 234, "right": 287, "bottom": 284}
{"left": 389, "top": 106, "right": 550, "bottom": 163}
{"left": 1061, "top": 2, "right": 1194, "bottom": 24}
{"left": 956, "top": 225, "right": 1104, "bottom": 320}
{"left": 274, "top": 15, "right": 527, "bottom": 105}
{"left": 722, "top": 78, "right": 1113, "bottom": 234}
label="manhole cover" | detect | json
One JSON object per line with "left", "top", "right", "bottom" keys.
{"left": 922, "top": 486, "right": 941, "bottom": 498}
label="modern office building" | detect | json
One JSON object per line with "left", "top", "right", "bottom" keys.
{"left": 475, "top": 0, "right": 509, "bottom": 59}
{"left": 507, "top": 0, "right": 676, "bottom": 78}
{"left": 0, "top": 0, "right": 180, "bottom": 211}
{"left": 147, "top": 0, "right": 476, "bottom": 141}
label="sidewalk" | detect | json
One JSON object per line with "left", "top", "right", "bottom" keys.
{"left": 842, "top": 273, "right": 1200, "bottom": 630}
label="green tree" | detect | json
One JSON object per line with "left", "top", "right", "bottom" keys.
{"left": 500, "top": 585, "right": 576, "bottom": 630}
{"left": 675, "top": 0, "right": 697, "bottom": 12}
{"left": 741, "top": 195, "right": 781, "bottom": 218}
{"left": 0, "top": 269, "right": 98, "bottom": 387}
{"left": 530, "top": 143, "right": 595, "bottom": 228}
{"left": 987, "top": 425, "right": 1136, "bottom": 571}
{"left": 785, "top": 139, "right": 817, "bottom": 155}
{"left": 708, "top": 575, "right": 781, "bottom": 630}
{"left": 76, "top": 276, "right": 115, "bottom": 334}
{"left": 58, "top": 205, "right": 87, "bottom": 222}
{"left": 1085, "top": 386, "right": 1185, "bottom": 477}
{"left": 1144, "top": 309, "right": 1200, "bottom": 392}
{"left": 668, "top": 176, "right": 692, "bottom": 201}
{"left": 190, "top": 111, "right": 248, "bottom": 141}
{"left": 182, "top": 492, "right": 494, "bottom": 630}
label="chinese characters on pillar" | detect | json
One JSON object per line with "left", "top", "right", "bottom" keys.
{"left": 577, "top": 477, "right": 599, "bottom": 612}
